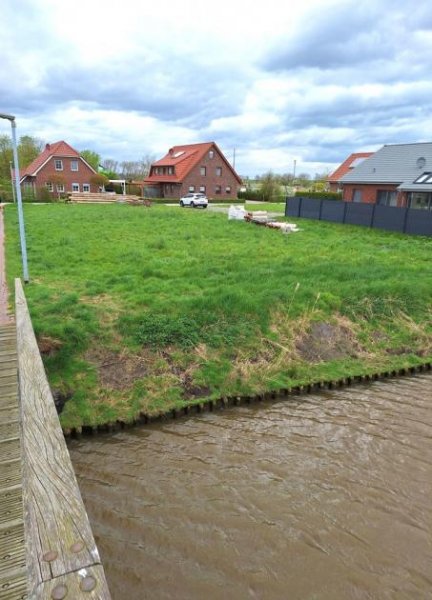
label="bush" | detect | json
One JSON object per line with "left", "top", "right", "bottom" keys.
{"left": 294, "top": 191, "right": 342, "bottom": 201}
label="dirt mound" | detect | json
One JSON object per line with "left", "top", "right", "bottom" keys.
{"left": 85, "top": 348, "right": 149, "bottom": 390}
{"left": 296, "top": 320, "right": 362, "bottom": 362}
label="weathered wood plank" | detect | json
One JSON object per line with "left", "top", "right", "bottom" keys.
{"left": 15, "top": 278, "right": 111, "bottom": 599}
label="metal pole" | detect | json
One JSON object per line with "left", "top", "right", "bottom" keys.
{"left": 9, "top": 161, "right": 16, "bottom": 203}
{"left": 0, "top": 113, "right": 29, "bottom": 282}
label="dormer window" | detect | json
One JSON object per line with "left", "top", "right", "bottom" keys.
{"left": 55, "top": 160, "right": 63, "bottom": 171}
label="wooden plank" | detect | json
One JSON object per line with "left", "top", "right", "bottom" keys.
{"left": 15, "top": 278, "right": 111, "bottom": 599}
{"left": 39, "top": 564, "right": 111, "bottom": 598}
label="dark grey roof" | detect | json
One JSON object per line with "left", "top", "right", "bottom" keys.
{"left": 340, "top": 143, "right": 432, "bottom": 187}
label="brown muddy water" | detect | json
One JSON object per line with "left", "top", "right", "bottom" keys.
{"left": 69, "top": 374, "right": 432, "bottom": 600}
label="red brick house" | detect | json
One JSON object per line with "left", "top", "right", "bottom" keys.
{"left": 327, "top": 152, "right": 374, "bottom": 192}
{"left": 340, "top": 143, "right": 432, "bottom": 209}
{"left": 20, "top": 141, "right": 98, "bottom": 198}
{"left": 144, "top": 142, "right": 242, "bottom": 199}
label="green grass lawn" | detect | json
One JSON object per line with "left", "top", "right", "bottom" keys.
{"left": 5, "top": 203, "right": 432, "bottom": 429}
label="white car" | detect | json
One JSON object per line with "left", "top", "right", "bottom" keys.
{"left": 179, "top": 193, "right": 208, "bottom": 208}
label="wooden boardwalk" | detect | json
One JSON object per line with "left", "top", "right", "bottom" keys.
{"left": 0, "top": 281, "right": 111, "bottom": 599}
{"left": 0, "top": 322, "right": 27, "bottom": 599}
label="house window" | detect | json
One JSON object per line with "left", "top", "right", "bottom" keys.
{"left": 83, "top": 184, "right": 90, "bottom": 192}
{"left": 200, "top": 166, "right": 206, "bottom": 176}
{"left": 71, "top": 160, "right": 79, "bottom": 172}
{"left": 189, "top": 185, "right": 195, "bottom": 192}
{"left": 352, "top": 189, "right": 363, "bottom": 203}
{"left": 408, "top": 192, "right": 432, "bottom": 210}
{"left": 215, "top": 185, "right": 221, "bottom": 195}
{"left": 225, "top": 186, "right": 231, "bottom": 194}
{"left": 200, "top": 185, "right": 206, "bottom": 193}
{"left": 72, "top": 183, "right": 80, "bottom": 192}
{"left": 377, "top": 190, "right": 397, "bottom": 206}
{"left": 56, "top": 183, "right": 65, "bottom": 193}
{"left": 55, "top": 160, "right": 63, "bottom": 171}
{"left": 216, "top": 167, "right": 222, "bottom": 176}
{"left": 45, "top": 182, "right": 53, "bottom": 192}
{"left": 168, "top": 166, "right": 174, "bottom": 175}
{"left": 209, "top": 150, "right": 214, "bottom": 159}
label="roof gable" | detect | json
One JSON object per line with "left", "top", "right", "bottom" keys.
{"left": 340, "top": 143, "right": 432, "bottom": 186}
{"left": 20, "top": 141, "right": 94, "bottom": 179}
{"left": 328, "top": 152, "right": 374, "bottom": 183}
{"left": 145, "top": 142, "right": 242, "bottom": 184}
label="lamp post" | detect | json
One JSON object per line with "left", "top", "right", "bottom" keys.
{"left": 9, "top": 162, "right": 16, "bottom": 203}
{"left": 0, "top": 113, "right": 29, "bottom": 282}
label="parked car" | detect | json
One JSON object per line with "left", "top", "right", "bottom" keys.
{"left": 179, "top": 193, "right": 208, "bottom": 208}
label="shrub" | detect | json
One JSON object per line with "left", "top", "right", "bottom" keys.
{"left": 294, "top": 191, "right": 342, "bottom": 201}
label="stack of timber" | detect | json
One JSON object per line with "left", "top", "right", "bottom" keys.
{"left": 69, "top": 192, "right": 142, "bottom": 204}
{"left": 15, "top": 279, "right": 111, "bottom": 599}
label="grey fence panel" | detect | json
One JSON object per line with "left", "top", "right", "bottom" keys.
{"left": 345, "top": 202, "right": 374, "bottom": 227}
{"left": 373, "top": 205, "right": 407, "bottom": 232}
{"left": 321, "top": 200, "right": 345, "bottom": 223}
{"left": 285, "top": 197, "right": 301, "bottom": 217}
{"left": 405, "top": 210, "right": 432, "bottom": 236}
{"left": 301, "top": 197, "right": 322, "bottom": 219}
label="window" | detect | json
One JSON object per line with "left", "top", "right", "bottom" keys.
{"left": 216, "top": 167, "right": 222, "bottom": 176}
{"left": 200, "top": 166, "right": 206, "bottom": 176}
{"left": 408, "top": 192, "right": 432, "bottom": 210}
{"left": 215, "top": 185, "right": 221, "bottom": 195}
{"left": 189, "top": 185, "right": 195, "bottom": 192}
{"left": 168, "top": 166, "right": 174, "bottom": 175}
{"left": 199, "top": 185, "right": 206, "bottom": 193}
{"left": 414, "top": 172, "right": 432, "bottom": 184}
{"left": 45, "top": 182, "right": 53, "bottom": 192}
{"left": 225, "top": 186, "right": 231, "bottom": 194}
{"left": 72, "top": 183, "right": 80, "bottom": 192}
{"left": 56, "top": 183, "right": 65, "bottom": 193}
{"left": 83, "top": 184, "right": 90, "bottom": 192}
{"left": 209, "top": 150, "right": 214, "bottom": 159}
{"left": 71, "top": 160, "right": 79, "bottom": 172}
{"left": 55, "top": 159, "right": 63, "bottom": 171}
{"left": 352, "top": 189, "right": 363, "bottom": 203}
{"left": 376, "top": 190, "right": 397, "bottom": 206}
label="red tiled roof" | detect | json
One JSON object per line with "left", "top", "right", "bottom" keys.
{"left": 144, "top": 142, "right": 242, "bottom": 184}
{"left": 20, "top": 141, "right": 83, "bottom": 179}
{"left": 328, "top": 152, "right": 374, "bottom": 183}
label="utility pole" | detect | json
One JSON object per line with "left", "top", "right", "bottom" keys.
{"left": 9, "top": 161, "right": 16, "bottom": 203}
{"left": 0, "top": 113, "right": 29, "bottom": 282}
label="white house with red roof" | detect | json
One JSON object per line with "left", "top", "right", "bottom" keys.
{"left": 20, "top": 141, "right": 98, "bottom": 198}
{"left": 144, "top": 142, "right": 242, "bottom": 199}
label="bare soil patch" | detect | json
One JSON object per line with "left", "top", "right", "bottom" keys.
{"left": 296, "top": 320, "right": 363, "bottom": 362}
{"left": 85, "top": 348, "right": 149, "bottom": 390}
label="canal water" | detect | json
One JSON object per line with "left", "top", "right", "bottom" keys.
{"left": 69, "top": 374, "right": 432, "bottom": 600}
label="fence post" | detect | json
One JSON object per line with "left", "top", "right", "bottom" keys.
{"left": 402, "top": 207, "right": 409, "bottom": 233}
{"left": 298, "top": 196, "right": 303, "bottom": 218}
{"left": 318, "top": 199, "right": 323, "bottom": 221}
{"left": 371, "top": 203, "right": 376, "bottom": 228}
{"left": 342, "top": 201, "right": 348, "bottom": 224}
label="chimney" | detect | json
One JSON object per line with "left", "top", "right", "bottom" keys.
{"left": 45, "top": 143, "right": 51, "bottom": 151}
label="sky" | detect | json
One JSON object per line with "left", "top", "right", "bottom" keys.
{"left": 1, "top": 0, "right": 432, "bottom": 178}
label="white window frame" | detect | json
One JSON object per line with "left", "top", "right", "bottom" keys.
{"left": 56, "top": 183, "right": 65, "bottom": 193}
{"left": 200, "top": 166, "right": 206, "bottom": 176}
{"left": 216, "top": 167, "right": 222, "bottom": 176}
{"left": 72, "top": 183, "right": 80, "bottom": 192}
{"left": 215, "top": 185, "right": 221, "bottom": 194}
{"left": 55, "top": 159, "right": 63, "bottom": 171}
{"left": 199, "top": 185, "right": 206, "bottom": 193}
{"left": 209, "top": 150, "right": 214, "bottom": 159}
{"left": 71, "top": 160, "right": 79, "bottom": 172}
{"left": 225, "top": 186, "right": 231, "bottom": 194}
{"left": 45, "top": 182, "right": 53, "bottom": 192}
{"left": 83, "top": 184, "right": 90, "bottom": 192}
{"left": 189, "top": 185, "right": 195, "bottom": 192}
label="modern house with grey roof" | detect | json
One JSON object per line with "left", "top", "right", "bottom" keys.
{"left": 340, "top": 143, "right": 432, "bottom": 211}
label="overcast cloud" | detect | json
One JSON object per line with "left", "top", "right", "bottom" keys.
{"left": 1, "top": 0, "right": 431, "bottom": 177}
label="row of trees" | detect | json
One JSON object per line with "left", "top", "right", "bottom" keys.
{"left": 241, "top": 170, "right": 331, "bottom": 202}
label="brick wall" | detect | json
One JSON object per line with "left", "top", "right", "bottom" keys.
{"left": 179, "top": 148, "right": 240, "bottom": 199}
{"left": 342, "top": 184, "right": 407, "bottom": 207}
{"left": 34, "top": 157, "right": 98, "bottom": 194}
